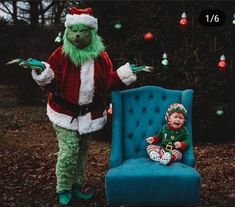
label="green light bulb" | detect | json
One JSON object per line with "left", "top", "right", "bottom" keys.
{"left": 114, "top": 23, "right": 122, "bottom": 30}
{"left": 216, "top": 109, "right": 224, "bottom": 116}
{"left": 161, "top": 59, "right": 169, "bottom": 66}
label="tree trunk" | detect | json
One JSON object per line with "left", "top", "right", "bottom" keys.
{"left": 39, "top": 1, "right": 45, "bottom": 25}
{"left": 28, "top": 0, "right": 40, "bottom": 28}
{"left": 12, "top": 0, "right": 18, "bottom": 23}
{"left": 54, "top": 1, "right": 66, "bottom": 25}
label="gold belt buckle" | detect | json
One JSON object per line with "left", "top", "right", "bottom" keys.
{"left": 166, "top": 144, "right": 173, "bottom": 150}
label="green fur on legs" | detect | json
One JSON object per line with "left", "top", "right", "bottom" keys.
{"left": 53, "top": 124, "right": 92, "bottom": 194}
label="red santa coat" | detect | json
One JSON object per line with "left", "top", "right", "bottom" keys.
{"left": 32, "top": 46, "right": 136, "bottom": 134}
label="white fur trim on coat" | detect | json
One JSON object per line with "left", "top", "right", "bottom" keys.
{"left": 31, "top": 62, "right": 54, "bottom": 86}
{"left": 65, "top": 14, "right": 98, "bottom": 31}
{"left": 117, "top": 62, "right": 137, "bottom": 85}
{"left": 78, "top": 113, "right": 93, "bottom": 133}
{"left": 79, "top": 59, "right": 95, "bottom": 105}
{"left": 47, "top": 104, "right": 107, "bottom": 135}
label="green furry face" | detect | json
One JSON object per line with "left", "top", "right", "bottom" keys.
{"left": 62, "top": 24, "right": 105, "bottom": 66}
{"left": 66, "top": 24, "right": 92, "bottom": 49}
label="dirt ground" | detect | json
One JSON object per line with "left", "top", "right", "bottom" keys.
{"left": 0, "top": 106, "right": 234, "bottom": 207}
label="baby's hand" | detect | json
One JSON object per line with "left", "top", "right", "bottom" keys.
{"left": 174, "top": 141, "right": 182, "bottom": 149}
{"left": 146, "top": 137, "right": 154, "bottom": 144}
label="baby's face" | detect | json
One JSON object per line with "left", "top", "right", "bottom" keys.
{"left": 168, "top": 112, "right": 185, "bottom": 129}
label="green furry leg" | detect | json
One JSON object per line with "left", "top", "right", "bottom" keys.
{"left": 53, "top": 124, "right": 92, "bottom": 193}
{"left": 76, "top": 132, "right": 92, "bottom": 185}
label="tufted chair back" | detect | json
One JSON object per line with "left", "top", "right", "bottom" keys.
{"left": 111, "top": 85, "right": 194, "bottom": 166}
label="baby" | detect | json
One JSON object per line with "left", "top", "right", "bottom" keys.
{"left": 146, "top": 103, "right": 190, "bottom": 165}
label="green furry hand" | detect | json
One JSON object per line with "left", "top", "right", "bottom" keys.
{"left": 130, "top": 64, "right": 154, "bottom": 73}
{"left": 6, "top": 58, "right": 46, "bottom": 72}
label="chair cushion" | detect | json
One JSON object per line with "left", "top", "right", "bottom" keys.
{"left": 105, "top": 158, "right": 200, "bottom": 206}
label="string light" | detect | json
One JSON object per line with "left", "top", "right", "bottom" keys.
{"left": 108, "top": 103, "right": 112, "bottom": 115}
{"left": 179, "top": 12, "right": 188, "bottom": 27}
{"left": 233, "top": 13, "right": 235, "bottom": 24}
{"left": 54, "top": 32, "right": 63, "bottom": 43}
{"left": 217, "top": 54, "right": 227, "bottom": 72}
{"left": 161, "top": 53, "right": 169, "bottom": 67}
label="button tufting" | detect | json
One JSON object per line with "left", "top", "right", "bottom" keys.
{"left": 135, "top": 146, "right": 141, "bottom": 153}
{"left": 136, "top": 121, "right": 140, "bottom": 127}
{"left": 134, "top": 95, "right": 140, "bottom": 101}
{"left": 142, "top": 133, "right": 146, "bottom": 138}
{"left": 155, "top": 108, "right": 160, "bottom": 113}
{"left": 128, "top": 134, "right": 133, "bottom": 139}
{"left": 149, "top": 94, "right": 154, "bottom": 100}
{"left": 148, "top": 120, "right": 153, "bottom": 126}
{"left": 162, "top": 95, "right": 167, "bottom": 101}
{"left": 142, "top": 107, "right": 147, "bottom": 113}
{"left": 129, "top": 108, "right": 133, "bottom": 114}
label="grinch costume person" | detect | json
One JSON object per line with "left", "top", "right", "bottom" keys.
{"left": 8, "top": 7, "right": 153, "bottom": 205}
{"left": 146, "top": 103, "right": 190, "bottom": 165}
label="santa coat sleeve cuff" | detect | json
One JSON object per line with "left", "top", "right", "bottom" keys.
{"left": 31, "top": 62, "right": 55, "bottom": 86}
{"left": 116, "top": 62, "right": 137, "bottom": 85}
{"left": 153, "top": 135, "right": 159, "bottom": 143}
{"left": 180, "top": 141, "right": 187, "bottom": 150}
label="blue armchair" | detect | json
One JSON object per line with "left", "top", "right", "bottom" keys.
{"left": 105, "top": 86, "right": 201, "bottom": 206}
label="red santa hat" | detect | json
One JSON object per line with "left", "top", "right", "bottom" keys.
{"left": 64, "top": 7, "right": 98, "bottom": 31}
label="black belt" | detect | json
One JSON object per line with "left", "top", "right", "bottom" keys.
{"left": 53, "top": 95, "right": 91, "bottom": 117}
{"left": 165, "top": 144, "right": 174, "bottom": 150}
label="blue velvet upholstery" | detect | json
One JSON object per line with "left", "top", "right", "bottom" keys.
{"left": 105, "top": 86, "right": 201, "bottom": 206}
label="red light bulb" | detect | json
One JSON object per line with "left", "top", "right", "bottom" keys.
{"left": 108, "top": 104, "right": 112, "bottom": 115}
{"left": 218, "top": 60, "right": 227, "bottom": 71}
{"left": 144, "top": 32, "right": 154, "bottom": 41}
{"left": 179, "top": 18, "right": 188, "bottom": 26}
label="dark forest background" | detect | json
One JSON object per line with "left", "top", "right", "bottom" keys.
{"left": 0, "top": 0, "right": 235, "bottom": 143}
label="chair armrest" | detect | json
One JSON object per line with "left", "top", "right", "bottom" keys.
{"left": 182, "top": 127, "right": 196, "bottom": 167}
{"left": 109, "top": 119, "right": 124, "bottom": 168}
{"left": 181, "top": 89, "right": 195, "bottom": 167}
{"left": 182, "top": 148, "right": 196, "bottom": 167}
{"left": 109, "top": 91, "right": 124, "bottom": 169}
